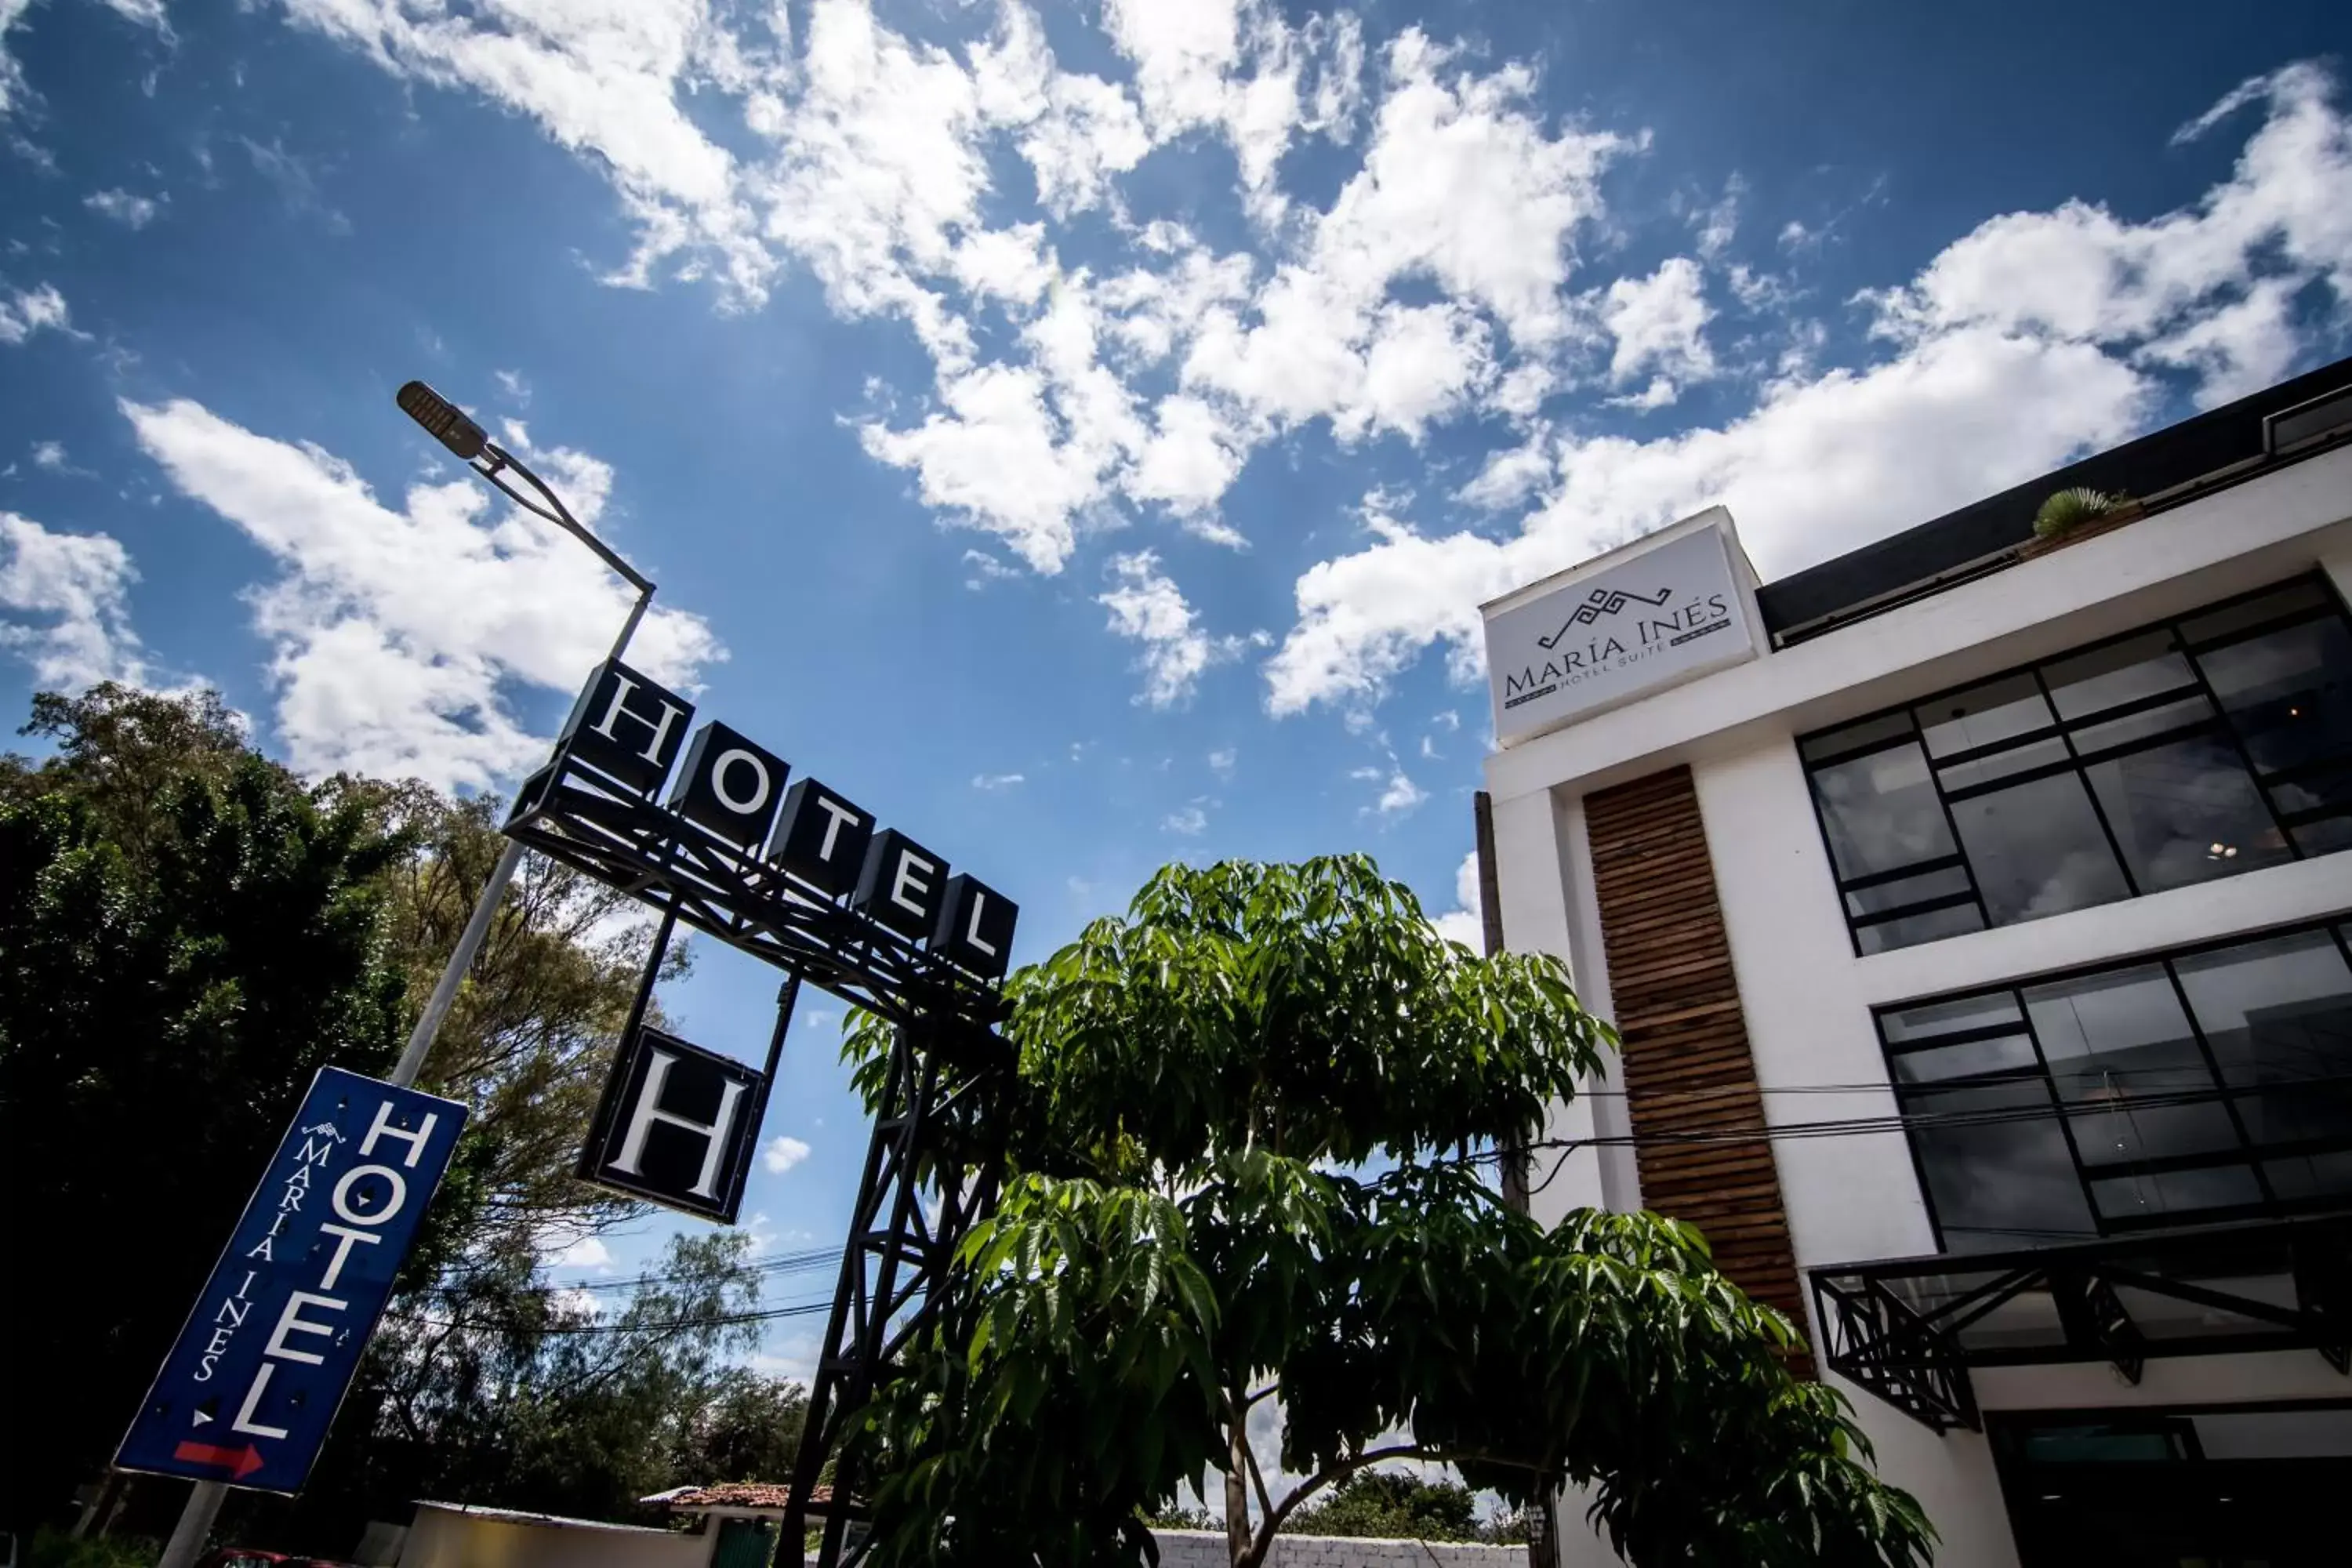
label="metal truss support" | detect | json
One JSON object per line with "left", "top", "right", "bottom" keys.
{"left": 1813, "top": 1214, "right": 2352, "bottom": 1431}
{"left": 779, "top": 1019, "right": 1008, "bottom": 1567}
{"left": 501, "top": 731, "right": 1017, "bottom": 1553}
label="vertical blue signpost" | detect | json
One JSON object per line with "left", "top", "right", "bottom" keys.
{"left": 116, "top": 1067, "right": 467, "bottom": 1494}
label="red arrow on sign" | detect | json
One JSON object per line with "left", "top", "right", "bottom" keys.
{"left": 173, "top": 1440, "right": 267, "bottom": 1481}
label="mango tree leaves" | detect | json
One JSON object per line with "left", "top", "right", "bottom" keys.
{"left": 846, "top": 858, "right": 1929, "bottom": 1567}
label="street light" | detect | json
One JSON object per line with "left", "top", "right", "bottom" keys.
{"left": 154, "top": 381, "right": 661, "bottom": 1568}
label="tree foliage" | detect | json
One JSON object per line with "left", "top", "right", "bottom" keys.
{"left": 844, "top": 856, "right": 1932, "bottom": 1568}
{"left": 2, "top": 688, "right": 409, "bottom": 1533}
{"left": 292, "top": 1232, "right": 796, "bottom": 1530}
{"left": 1284, "top": 1472, "right": 1482, "bottom": 1542}
{"left": 0, "top": 685, "right": 748, "bottom": 1545}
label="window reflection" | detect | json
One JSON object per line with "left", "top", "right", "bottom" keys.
{"left": 1880, "top": 923, "right": 2352, "bottom": 1250}
{"left": 1802, "top": 575, "right": 2352, "bottom": 955}
{"left": 1810, "top": 742, "right": 1955, "bottom": 880}
{"left": 2082, "top": 735, "right": 2292, "bottom": 893}
{"left": 1947, "top": 774, "right": 2130, "bottom": 924}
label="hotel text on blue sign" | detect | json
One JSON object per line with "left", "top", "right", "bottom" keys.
{"left": 115, "top": 1067, "right": 466, "bottom": 1494}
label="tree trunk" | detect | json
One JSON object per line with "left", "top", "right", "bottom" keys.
{"left": 1225, "top": 1414, "right": 1254, "bottom": 1566}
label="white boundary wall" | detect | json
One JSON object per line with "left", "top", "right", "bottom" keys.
{"left": 1150, "top": 1531, "right": 1524, "bottom": 1568}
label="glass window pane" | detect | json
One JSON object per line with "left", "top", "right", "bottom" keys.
{"left": 2270, "top": 754, "right": 2352, "bottom": 821}
{"left": 2194, "top": 615, "right": 2352, "bottom": 779}
{"left": 2263, "top": 1149, "right": 2352, "bottom": 1203}
{"left": 2176, "top": 931, "right": 2352, "bottom": 1084}
{"left": 1889, "top": 1033, "right": 2040, "bottom": 1084}
{"left": 1807, "top": 742, "right": 1957, "bottom": 881}
{"left": 2069, "top": 695, "right": 2216, "bottom": 756}
{"left": 1846, "top": 864, "right": 1973, "bottom": 917}
{"left": 1801, "top": 710, "right": 1915, "bottom": 763}
{"left": 2081, "top": 734, "right": 2294, "bottom": 894}
{"left": 1918, "top": 673, "right": 2054, "bottom": 758}
{"left": 2178, "top": 579, "right": 2331, "bottom": 646}
{"left": 1882, "top": 991, "right": 2025, "bottom": 1045}
{"left": 2088, "top": 1164, "right": 2265, "bottom": 1223}
{"left": 2292, "top": 813, "right": 2352, "bottom": 855}
{"left": 2026, "top": 968, "right": 2239, "bottom": 1166}
{"left": 1947, "top": 773, "right": 2131, "bottom": 924}
{"left": 1856, "top": 902, "right": 1987, "bottom": 954}
{"left": 1938, "top": 735, "right": 2071, "bottom": 793}
{"left": 1904, "top": 1081, "right": 2100, "bottom": 1250}
{"left": 2043, "top": 632, "right": 2198, "bottom": 721}
{"left": 2176, "top": 931, "right": 2352, "bottom": 1153}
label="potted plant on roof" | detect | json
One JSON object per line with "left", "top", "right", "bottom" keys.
{"left": 2020, "top": 485, "right": 2144, "bottom": 557}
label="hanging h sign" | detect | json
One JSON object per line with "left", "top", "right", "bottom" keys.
{"left": 577, "top": 1024, "right": 771, "bottom": 1224}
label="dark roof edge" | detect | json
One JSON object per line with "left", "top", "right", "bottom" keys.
{"left": 1756, "top": 354, "right": 2352, "bottom": 642}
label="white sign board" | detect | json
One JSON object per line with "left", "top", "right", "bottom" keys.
{"left": 1483, "top": 524, "right": 1758, "bottom": 745}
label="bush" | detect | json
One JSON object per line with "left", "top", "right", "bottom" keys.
{"left": 2033, "top": 486, "right": 2127, "bottom": 539}
{"left": 27, "top": 1528, "right": 162, "bottom": 1568}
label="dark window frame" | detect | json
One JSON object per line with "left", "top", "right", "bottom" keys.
{"left": 1874, "top": 919, "right": 2352, "bottom": 1253}
{"left": 1799, "top": 572, "right": 2352, "bottom": 957}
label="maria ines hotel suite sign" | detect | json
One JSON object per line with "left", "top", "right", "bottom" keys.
{"left": 1480, "top": 509, "right": 1768, "bottom": 747}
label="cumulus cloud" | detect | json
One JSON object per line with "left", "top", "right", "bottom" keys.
{"left": 1162, "top": 800, "right": 1209, "bottom": 835}
{"left": 1264, "top": 63, "right": 2352, "bottom": 716}
{"left": 84, "top": 187, "right": 162, "bottom": 228}
{"left": 971, "top": 771, "right": 1025, "bottom": 790}
{"left": 122, "top": 397, "right": 722, "bottom": 791}
{"left": 260, "top": 3, "right": 2352, "bottom": 731}
{"left": 1432, "top": 850, "right": 1483, "bottom": 948}
{"left": 0, "top": 283, "right": 71, "bottom": 344}
{"left": 763, "top": 1134, "right": 811, "bottom": 1175}
{"left": 1098, "top": 550, "right": 1243, "bottom": 708}
{"left": 0, "top": 513, "right": 152, "bottom": 691}
{"left": 1602, "top": 256, "right": 1715, "bottom": 397}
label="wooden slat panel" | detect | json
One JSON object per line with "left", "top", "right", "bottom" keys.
{"left": 1586, "top": 764, "right": 1812, "bottom": 1372}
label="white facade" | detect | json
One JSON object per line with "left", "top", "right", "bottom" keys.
{"left": 1482, "top": 445, "right": 2352, "bottom": 1566}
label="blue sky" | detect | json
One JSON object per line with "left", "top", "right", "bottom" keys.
{"left": 4, "top": 0, "right": 2350, "bottom": 1381}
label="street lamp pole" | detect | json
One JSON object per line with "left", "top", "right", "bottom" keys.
{"left": 153, "top": 381, "right": 654, "bottom": 1568}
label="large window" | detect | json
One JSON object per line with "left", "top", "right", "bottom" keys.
{"left": 1876, "top": 922, "right": 2352, "bottom": 1251}
{"left": 1800, "top": 575, "right": 2352, "bottom": 955}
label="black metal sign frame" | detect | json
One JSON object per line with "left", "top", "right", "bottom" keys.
{"left": 505, "top": 664, "right": 1018, "bottom": 1568}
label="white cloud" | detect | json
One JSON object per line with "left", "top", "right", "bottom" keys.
{"left": 0, "top": 283, "right": 71, "bottom": 344}
{"left": 30, "top": 440, "right": 64, "bottom": 470}
{"left": 1207, "top": 746, "right": 1236, "bottom": 778}
{"left": 1162, "top": 801, "right": 1209, "bottom": 835}
{"left": 971, "top": 771, "right": 1025, "bottom": 790}
{"left": 1602, "top": 256, "right": 1714, "bottom": 390}
{"left": 1374, "top": 761, "right": 1421, "bottom": 818}
{"left": 1263, "top": 64, "right": 2352, "bottom": 717}
{"left": 493, "top": 368, "right": 531, "bottom": 403}
{"left": 261, "top": 5, "right": 2352, "bottom": 733}
{"left": 84, "top": 187, "right": 162, "bottom": 228}
{"left": 1432, "top": 849, "right": 1483, "bottom": 948}
{"left": 122, "top": 397, "right": 722, "bottom": 792}
{"left": 0, "top": 513, "right": 151, "bottom": 691}
{"left": 556, "top": 1234, "right": 613, "bottom": 1272}
{"left": 0, "top": 0, "right": 32, "bottom": 119}
{"left": 1098, "top": 550, "right": 1240, "bottom": 708}
{"left": 763, "top": 1134, "right": 811, "bottom": 1175}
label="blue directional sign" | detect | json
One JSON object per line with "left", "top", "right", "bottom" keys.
{"left": 115, "top": 1067, "right": 467, "bottom": 1494}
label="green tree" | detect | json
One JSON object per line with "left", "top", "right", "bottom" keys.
{"left": 0, "top": 685, "right": 695, "bottom": 1541}
{"left": 1, "top": 695, "right": 409, "bottom": 1534}
{"left": 846, "top": 856, "right": 1931, "bottom": 1568}
{"left": 1285, "top": 1472, "right": 1479, "bottom": 1542}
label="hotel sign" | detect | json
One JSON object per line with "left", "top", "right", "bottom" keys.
{"left": 1483, "top": 523, "right": 1759, "bottom": 745}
